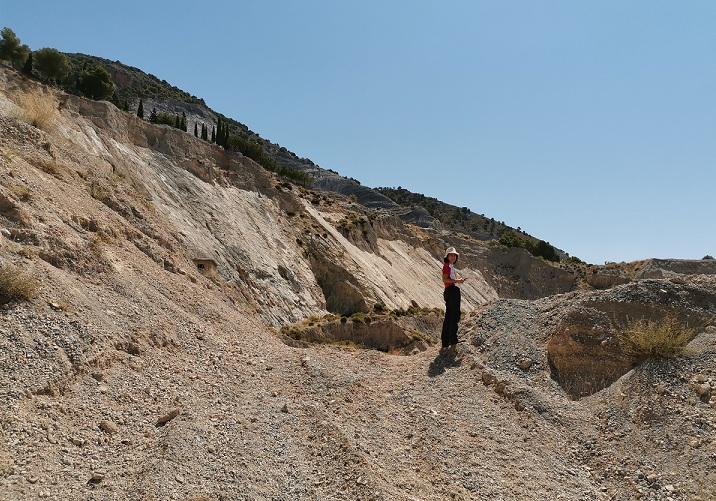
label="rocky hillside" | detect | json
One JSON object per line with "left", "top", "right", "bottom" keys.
{"left": 1, "top": 64, "right": 715, "bottom": 501}
{"left": 63, "top": 53, "right": 401, "bottom": 210}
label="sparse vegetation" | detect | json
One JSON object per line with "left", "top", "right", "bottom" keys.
{"left": 227, "top": 134, "right": 312, "bottom": 186}
{"left": 499, "top": 230, "right": 560, "bottom": 262}
{"left": 619, "top": 315, "right": 697, "bottom": 359}
{"left": 9, "top": 184, "right": 31, "bottom": 201}
{"left": 12, "top": 89, "right": 58, "bottom": 130}
{"left": 0, "top": 264, "right": 39, "bottom": 304}
{"left": 703, "top": 255, "right": 714, "bottom": 260}
{"left": 349, "top": 312, "right": 367, "bottom": 324}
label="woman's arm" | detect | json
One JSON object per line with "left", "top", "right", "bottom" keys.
{"left": 443, "top": 272, "right": 456, "bottom": 286}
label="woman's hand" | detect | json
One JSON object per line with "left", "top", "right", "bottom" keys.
{"left": 456, "top": 278, "right": 466, "bottom": 284}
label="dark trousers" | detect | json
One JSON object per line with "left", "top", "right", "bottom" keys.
{"left": 441, "top": 285, "right": 461, "bottom": 348}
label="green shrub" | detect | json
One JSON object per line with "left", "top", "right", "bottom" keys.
{"left": 77, "top": 65, "right": 115, "bottom": 100}
{"left": 0, "top": 27, "right": 30, "bottom": 68}
{"left": 34, "top": 48, "right": 70, "bottom": 83}
{"left": 349, "top": 312, "right": 366, "bottom": 324}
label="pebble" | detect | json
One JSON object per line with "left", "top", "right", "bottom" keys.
{"left": 156, "top": 408, "right": 181, "bottom": 427}
{"left": 70, "top": 437, "right": 85, "bottom": 447}
{"left": 517, "top": 357, "right": 533, "bottom": 370}
{"left": 99, "top": 420, "right": 118, "bottom": 434}
{"left": 88, "top": 471, "right": 104, "bottom": 484}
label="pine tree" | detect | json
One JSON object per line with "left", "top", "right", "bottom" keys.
{"left": 22, "top": 51, "right": 32, "bottom": 76}
{"left": 181, "top": 112, "right": 187, "bottom": 132}
{"left": 137, "top": 99, "right": 144, "bottom": 119}
{"left": 194, "top": 122, "right": 198, "bottom": 137}
{"left": 149, "top": 108, "right": 158, "bottom": 123}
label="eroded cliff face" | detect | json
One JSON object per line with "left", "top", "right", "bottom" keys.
{"left": 0, "top": 67, "right": 578, "bottom": 329}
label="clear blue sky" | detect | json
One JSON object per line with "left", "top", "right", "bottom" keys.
{"left": 3, "top": 1, "right": 714, "bottom": 263}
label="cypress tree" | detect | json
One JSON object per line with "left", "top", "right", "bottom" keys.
{"left": 194, "top": 122, "right": 198, "bottom": 137}
{"left": 123, "top": 99, "right": 129, "bottom": 112}
{"left": 211, "top": 125, "right": 216, "bottom": 143}
{"left": 149, "top": 108, "right": 158, "bottom": 123}
{"left": 174, "top": 114, "right": 181, "bottom": 129}
{"left": 181, "top": 112, "right": 187, "bottom": 132}
{"left": 216, "top": 118, "right": 228, "bottom": 148}
{"left": 137, "top": 99, "right": 144, "bottom": 119}
{"left": 220, "top": 118, "right": 228, "bottom": 147}
{"left": 22, "top": 51, "right": 32, "bottom": 76}
{"left": 201, "top": 123, "right": 208, "bottom": 141}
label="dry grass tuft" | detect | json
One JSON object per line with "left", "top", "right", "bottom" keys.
{"left": 35, "top": 158, "right": 65, "bottom": 179}
{"left": 11, "top": 90, "right": 58, "bottom": 131}
{"left": 0, "top": 265, "right": 39, "bottom": 304}
{"left": 619, "top": 315, "right": 697, "bottom": 358}
{"left": 9, "top": 184, "right": 31, "bottom": 202}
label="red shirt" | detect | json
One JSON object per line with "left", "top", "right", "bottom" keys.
{"left": 442, "top": 263, "right": 456, "bottom": 287}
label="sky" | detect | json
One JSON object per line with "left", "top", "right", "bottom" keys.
{"left": 2, "top": 1, "right": 714, "bottom": 263}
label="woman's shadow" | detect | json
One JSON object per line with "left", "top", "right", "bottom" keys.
{"left": 427, "top": 348, "right": 462, "bottom": 377}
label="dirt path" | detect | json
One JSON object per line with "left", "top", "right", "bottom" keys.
{"left": 2, "top": 299, "right": 609, "bottom": 501}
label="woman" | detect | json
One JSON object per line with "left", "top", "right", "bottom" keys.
{"left": 441, "top": 247, "right": 465, "bottom": 352}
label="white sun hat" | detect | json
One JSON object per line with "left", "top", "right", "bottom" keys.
{"left": 444, "top": 247, "right": 459, "bottom": 258}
